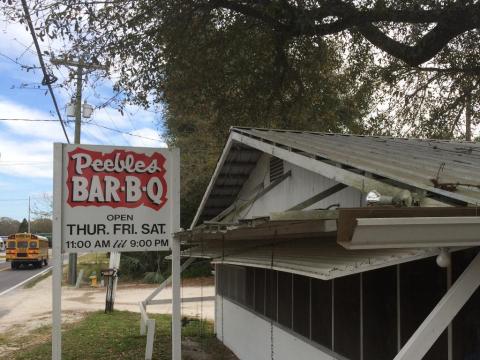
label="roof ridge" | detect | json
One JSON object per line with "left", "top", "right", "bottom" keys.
{"left": 230, "top": 126, "right": 480, "bottom": 145}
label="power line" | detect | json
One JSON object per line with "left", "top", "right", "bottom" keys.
{"left": 0, "top": 198, "right": 29, "bottom": 202}
{"left": 0, "top": 163, "right": 51, "bottom": 166}
{"left": 85, "top": 121, "right": 164, "bottom": 142}
{"left": 0, "top": 52, "right": 40, "bottom": 70}
{"left": 0, "top": 118, "right": 163, "bottom": 142}
{"left": 0, "top": 195, "right": 51, "bottom": 201}
{"left": 3, "top": 118, "right": 69, "bottom": 123}
{"left": 20, "top": 0, "right": 70, "bottom": 144}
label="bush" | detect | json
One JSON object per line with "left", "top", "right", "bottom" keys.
{"left": 182, "top": 260, "right": 212, "bottom": 278}
{"left": 143, "top": 271, "right": 165, "bottom": 284}
{"left": 119, "top": 251, "right": 170, "bottom": 281}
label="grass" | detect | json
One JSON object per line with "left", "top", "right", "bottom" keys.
{"left": 5, "top": 311, "right": 235, "bottom": 360}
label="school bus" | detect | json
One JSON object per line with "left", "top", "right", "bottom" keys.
{"left": 6, "top": 233, "right": 49, "bottom": 269}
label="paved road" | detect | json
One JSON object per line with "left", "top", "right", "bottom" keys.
{"left": 0, "top": 261, "right": 52, "bottom": 295}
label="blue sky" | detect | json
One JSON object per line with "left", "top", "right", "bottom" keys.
{"left": 0, "top": 17, "right": 166, "bottom": 221}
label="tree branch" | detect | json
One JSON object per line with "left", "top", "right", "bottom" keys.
{"left": 209, "top": 0, "right": 480, "bottom": 66}
{"left": 357, "top": 20, "right": 474, "bottom": 66}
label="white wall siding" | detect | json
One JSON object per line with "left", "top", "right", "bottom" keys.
{"left": 215, "top": 296, "right": 339, "bottom": 360}
{"left": 236, "top": 153, "right": 270, "bottom": 199}
{"left": 234, "top": 157, "right": 364, "bottom": 221}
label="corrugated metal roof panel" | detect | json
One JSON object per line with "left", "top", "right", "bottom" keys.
{"left": 232, "top": 128, "right": 480, "bottom": 204}
{"left": 185, "top": 238, "right": 444, "bottom": 280}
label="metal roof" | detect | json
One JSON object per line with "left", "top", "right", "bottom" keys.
{"left": 232, "top": 127, "right": 480, "bottom": 203}
{"left": 185, "top": 238, "right": 444, "bottom": 280}
{"left": 176, "top": 213, "right": 473, "bottom": 278}
{"left": 193, "top": 127, "right": 480, "bottom": 227}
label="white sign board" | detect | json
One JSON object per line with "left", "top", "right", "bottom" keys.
{"left": 53, "top": 144, "right": 179, "bottom": 253}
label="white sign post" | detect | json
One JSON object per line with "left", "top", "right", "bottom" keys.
{"left": 52, "top": 144, "right": 180, "bottom": 359}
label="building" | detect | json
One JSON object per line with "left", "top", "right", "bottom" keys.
{"left": 177, "top": 127, "right": 480, "bottom": 360}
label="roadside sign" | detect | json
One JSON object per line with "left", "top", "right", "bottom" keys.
{"left": 52, "top": 143, "right": 180, "bottom": 360}
{"left": 53, "top": 144, "right": 179, "bottom": 253}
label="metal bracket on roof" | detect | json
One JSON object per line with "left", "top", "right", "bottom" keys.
{"left": 287, "top": 183, "right": 347, "bottom": 211}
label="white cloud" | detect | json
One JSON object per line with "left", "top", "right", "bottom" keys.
{"left": 0, "top": 97, "right": 74, "bottom": 142}
{"left": 0, "top": 135, "right": 53, "bottom": 178}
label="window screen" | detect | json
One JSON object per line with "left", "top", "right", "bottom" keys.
{"left": 363, "top": 267, "right": 397, "bottom": 360}
{"left": 265, "top": 269, "right": 278, "bottom": 321}
{"left": 293, "top": 275, "right": 310, "bottom": 338}
{"left": 245, "top": 267, "right": 255, "bottom": 308}
{"left": 254, "top": 268, "right": 266, "bottom": 315}
{"left": 311, "top": 278, "right": 332, "bottom": 349}
{"left": 400, "top": 257, "right": 447, "bottom": 360}
{"left": 334, "top": 274, "right": 361, "bottom": 360}
{"left": 278, "top": 272, "right": 293, "bottom": 328}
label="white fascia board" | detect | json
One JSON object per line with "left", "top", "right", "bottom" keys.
{"left": 190, "top": 135, "right": 234, "bottom": 229}
{"left": 343, "top": 216, "right": 480, "bottom": 249}
{"left": 231, "top": 132, "right": 407, "bottom": 198}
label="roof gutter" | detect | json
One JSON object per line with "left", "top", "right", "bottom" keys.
{"left": 340, "top": 216, "right": 480, "bottom": 249}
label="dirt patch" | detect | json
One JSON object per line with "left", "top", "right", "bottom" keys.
{"left": 106, "top": 276, "right": 214, "bottom": 289}
{"left": 181, "top": 276, "right": 215, "bottom": 287}
{"left": 0, "top": 274, "right": 215, "bottom": 337}
{"left": 183, "top": 338, "right": 238, "bottom": 360}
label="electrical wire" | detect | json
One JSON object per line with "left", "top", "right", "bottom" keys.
{"left": 0, "top": 51, "right": 40, "bottom": 70}
{"left": 20, "top": 0, "right": 70, "bottom": 143}
{"left": 0, "top": 198, "right": 29, "bottom": 202}
{"left": 0, "top": 162, "right": 50, "bottom": 166}
{"left": 85, "top": 121, "right": 164, "bottom": 143}
{"left": 0, "top": 118, "right": 163, "bottom": 142}
{"left": 103, "top": 107, "right": 130, "bottom": 144}
{"left": 0, "top": 118, "right": 72, "bottom": 122}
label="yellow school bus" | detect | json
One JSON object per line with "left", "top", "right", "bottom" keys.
{"left": 6, "top": 233, "right": 49, "bottom": 269}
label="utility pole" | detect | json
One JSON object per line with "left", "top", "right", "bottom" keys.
{"left": 51, "top": 57, "right": 107, "bottom": 285}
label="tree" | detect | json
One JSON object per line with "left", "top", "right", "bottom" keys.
{"left": 199, "top": 1, "right": 480, "bottom": 68}
{"left": 0, "top": 217, "right": 20, "bottom": 236}
{"left": 15, "top": 0, "right": 377, "bottom": 225}
{"left": 4, "top": 1, "right": 479, "bottom": 223}
{"left": 364, "top": 62, "right": 479, "bottom": 139}
{"left": 16, "top": 1, "right": 480, "bottom": 70}
{"left": 18, "top": 218, "right": 29, "bottom": 233}
{"left": 31, "top": 218, "right": 52, "bottom": 234}
{"left": 31, "top": 194, "right": 53, "bottom": 219}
